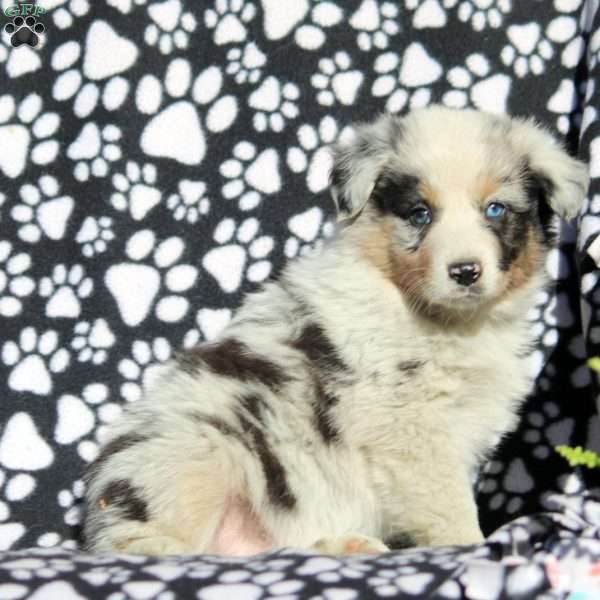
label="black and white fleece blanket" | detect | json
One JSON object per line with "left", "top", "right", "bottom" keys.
{"left": 1, "top": 0, "right": 600, "bottom": 598}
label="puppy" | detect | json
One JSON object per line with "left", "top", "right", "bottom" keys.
{"left": 83, "top": 106, "right": 588, "bottom": 556}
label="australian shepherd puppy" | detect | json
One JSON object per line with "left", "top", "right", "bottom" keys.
{"left": 83, "top": 106, "right": 589, "bottom": 556}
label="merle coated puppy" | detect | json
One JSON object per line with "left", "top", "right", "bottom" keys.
{"left": 83, "top": 106, "right": 589, "bottom": 556}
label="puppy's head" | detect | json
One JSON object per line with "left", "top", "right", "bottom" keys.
{"left": 331, "top": 106, "right": 589, "bottom": 317}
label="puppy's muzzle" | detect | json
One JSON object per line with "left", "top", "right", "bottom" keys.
{"left": 448, "top": 262, "right": 482, "bottom": 287}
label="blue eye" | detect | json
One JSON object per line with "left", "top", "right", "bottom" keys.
{"left": 485, "top": 202, "right": 506, "bottom": 219}
{"left": 410, "top": 207, "right": 432, "bottom": 227}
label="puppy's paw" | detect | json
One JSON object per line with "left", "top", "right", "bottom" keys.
{"left": 310, "top": 533, "right": 390, "bottom": 555}
{"left": 114, "top": 535, "right": 190, "bottom": 555}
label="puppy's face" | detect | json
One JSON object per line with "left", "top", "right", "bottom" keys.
{"left": 331, "top": 107, "right": 589, "bottom": 316}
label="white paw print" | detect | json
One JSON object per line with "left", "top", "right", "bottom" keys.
{"left": 136, "top": 58, "right": 238, "bottom": 165}
{"left": 248, "top": 76, "right": 300, "bottom": 132}
{"left": 350, "top": 1, "right": 399, "bottom": 51}
{"left": 11, "top": 176, "right": 74, "bottom": 244}
{"left": 51, "top": 33, "right": 132, "bottom": 118}
{"left": 75, "top": 216, "right": 115, "bottom": 258}
{"left": 72, "top": 318, "right": 116, "bottom": 364}
{"left": 167, "top": 180, "right": 211, "bottom": 224}
{"left": 311, "top": 51, "right": 364, "bottom": 106}
{"left": 183, "top": 308, "right": 232, "bottom": 348}
{"left": 0, "top": 192, "right": 5, "bottom": 222}
{"left": 145, "top": 0, "right": 197, "bottom": 54}
{"left": 226, "top": 42, "right": 266, "bottom": 84}
{"left": 111, "top": 161, "right": 161, "bottom": 221}
{"left": 118, "top": 338, "right": 172, "bottom": 402}
{"left": 106, "top": 230, "right": 199, "bottom": 326}
{"left": 220, "top": 142, "right": 282, "bottom": 211}
{"left": 0, "top": 27, "right": 43, "bottom": 78}
{"left": 285, "top": 207, "right": 335, "bottom": 258}
{"left": 545, "top": 12, "right": 585, "bottom": 69}
{"left": 0, "top": 468, "right": 37, "bottom": 550}
{"left": 67, "top": 122, "right": 122, "bottom": 182}
{"left": 443, "top": 53, "right": 511, "bottom": 114}
{"left": 0, "top": 241, "right": 35, "bottom": 318}
{"left": 2, "top": 327, "right": 70, "bottom": 395}
{"left": 442, "top": 0, "right": 511, "bottom": 31}
{"left": 501, "top": 23, "right": 554, "bottom": 77}
{"left": 287, "top": 116, "right": 354, "bottom": 194}
{"left": 50, "top": 0, "right": 90, "bottom": 29}
{"left": 106, "top": 0, "right": 148, "bottom": 14}
{"left": 547, "top": 78, "right": 585, "bottom": 135}
{"left": 0, "top": 93, "right": 60, "bottom": 179}
{"left": 54, "top": 383, "right": 122, "bottom": 463}
{"left": 39, "top": 264, "right": 93, "bottom": 319}
{"left": 203, "top": 217, "right": 274, "bottom": 293}
{"left": 204, "top": 0, "right": 256, "bottom": 45}
{"left": 372, "top": 43, "right": 442, "bottom": 111}
{"left": 58, "top": 480, "right": 85, "bottom": 527}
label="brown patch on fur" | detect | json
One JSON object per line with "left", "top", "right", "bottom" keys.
{"left": 501, "top": 228, "right": 543, "bottom": 296}
{"left": 418, "top": 181, "right": 439, "bottom": 209}
{"left": 390, "top": 245, "right": 432, "bottom": 305}
{"left": 357, "top": 220, "right": 395, "bottom": 280}
{"left": 475, "top": 174, "right": 499, "bottom": 205}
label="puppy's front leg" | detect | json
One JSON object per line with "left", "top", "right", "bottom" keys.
{"left": 386, "top": 463, "right": 484, "bottom": 548}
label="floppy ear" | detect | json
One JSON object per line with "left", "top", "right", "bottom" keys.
{"left": 511, "top": 118, "right": 589, "bottom": 221}
{"left": 329, "top": 114, "right": 401, "bottom": 220}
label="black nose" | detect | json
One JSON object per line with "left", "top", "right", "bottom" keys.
{"left": 448, "top": 262, "right": 482, "bottom": 287}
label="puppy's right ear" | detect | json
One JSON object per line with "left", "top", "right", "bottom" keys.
{"left": 329, "top": 114, "right": 400, "bottom": 221}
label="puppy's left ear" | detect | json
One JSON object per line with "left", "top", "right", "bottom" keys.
{"left": 511, "top": 118, "right": 589, "bottom": 220}
{"left": 329, "top": 114, "right": 400, "bottom": 220}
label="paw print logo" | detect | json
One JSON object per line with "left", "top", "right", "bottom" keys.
{"left": 285, "top": 207, "right": 335, "bottom": 258}
{"left": 442, "top": 0, "right": 511, "bottom": 31}
{"left": 0, "top": 241, "right": 35, "bottom": 318}
{"left": 287, "top": 116, "right": 354, "bottom": 194}
{"left": 118, "top": 338, "right": 172, "bottom": 402}
{"left": 39, "top": 264, "right": 93, "bottom": 319}
{"left": 203, "top": 217, "right": 274, "bottom": 293}
{"left": 4, "top": 16, "right": 45, "bottom": 48}
{"left": 372, "top": 43, "right": 443, "bottom": 112}
{"left": 67, "top": 123, "right": 122, "bottom": 182}
{"left": 145, "top": 0, "right": 197, "bottom": 54}
{"left": 2, "top": 327, "right": 71, "bottom": 395}
{"left": 136, "top": 58, "right": 238, "bottom": 165}
{"left": 72, "top": 319, "right": 115, "bottom": 364}
{"left": 311, "top": 51, "right": 364, "bottom": 106}
{"left": 106, "top": 230, "right": 199, "bottom": 326}
{"left": 501, "top": 23, "right": 553, "bottom": 77}
{"left": 11, "top": 176, "right": 74, "bottom": 244}
{"left": 220, "top": 142, "right": 282, "bottom": 211}
{"left": 0, "top": 93, "right": 60, "bottom": 179}
{"left": 75, "top": 216, "right": 115, "bottom": 258}
{"left": 55, "top": 383, "right": 122, "bottom": 464}
{"left": 167, "top": 180, "right": 211, "bottom": 224}
{"left": 226, "top": 42, "right": 266, "bottom": 84}
{"left": 248, "top": 76, "right": 300, "bottom": 132}
{"left": 111, "top": 161, "right": 161, "bottom": 221}
{"left": 349, "top": 1, "right": 399, "bottom": 51}
{"left": 443, "top": 53, "right": 511, "bottom": 114}
{"left": 204, "top": 0, "right": 256, "bottom": 45}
